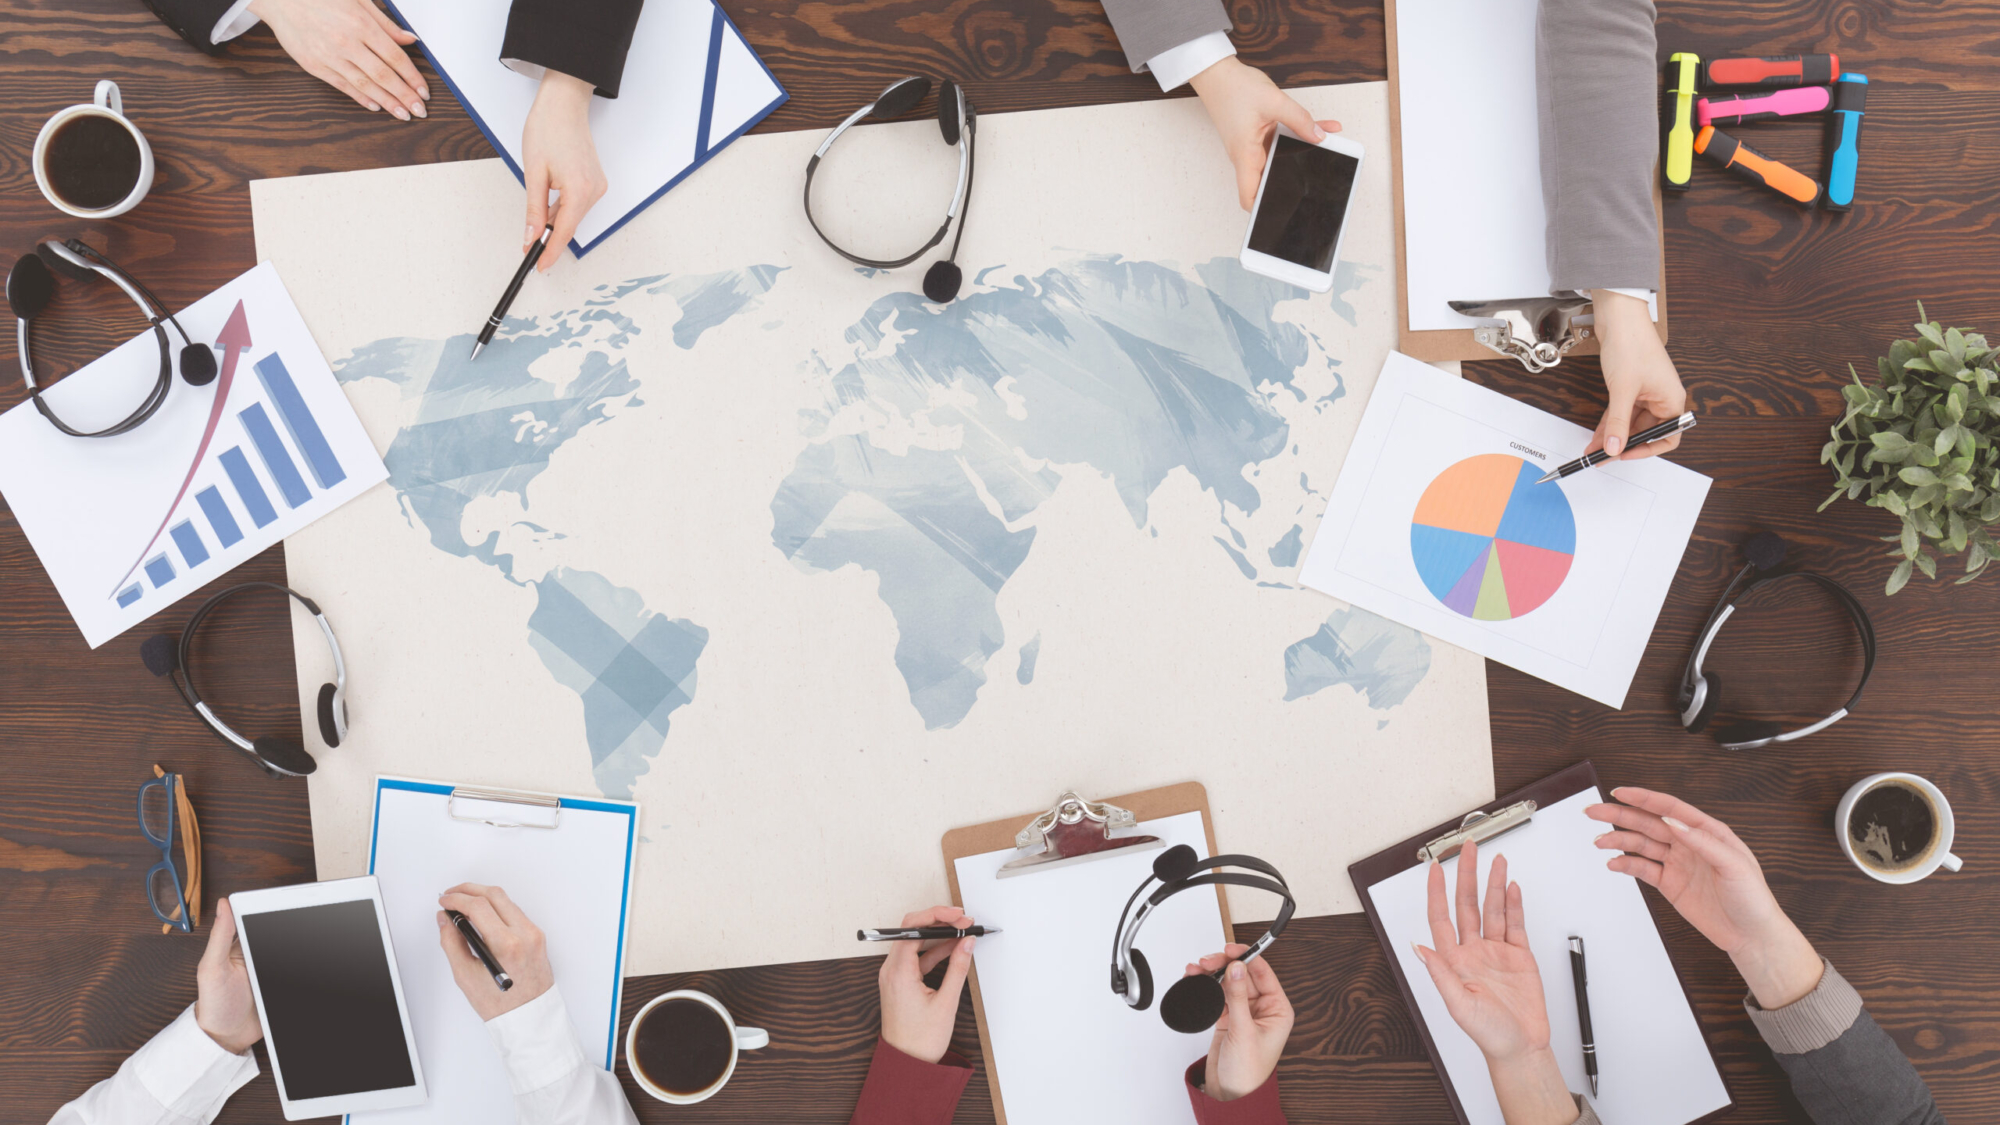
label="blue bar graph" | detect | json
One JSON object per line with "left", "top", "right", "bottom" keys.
{"left": 255, "top": 353, "right": 347, "bottom": 489}
{"left": 144, "top": 553, "right": 175, "bottom": 589}
{"left": 116, "top": 584, "right": 143, "bottom": 608}
{"left": 219, "top": 446, "right": 277, "bottom": 528}
{"left": 240, "top": 403, "right": 312, "bottom": 509}
{"left": 195, "top": 486, "right": 243, "bottom": 547}
{"left": 170, "top": 520, "right": 209, "bottom": 568}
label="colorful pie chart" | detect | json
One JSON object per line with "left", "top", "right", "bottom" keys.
{"left": 1410, "top": 454, "right": 1575, "bottom": 620}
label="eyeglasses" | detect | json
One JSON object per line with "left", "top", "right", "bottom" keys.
{"left": 137, "top": 765, "right": 202, "bottom": 933}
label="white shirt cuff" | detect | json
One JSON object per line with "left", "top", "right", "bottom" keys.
{"left": 1601, "top": 286, "right": 1655, "bottom": 303}
{"left": 131, "top": 1005, "right": 260, "bottom": 1116}
{"left": 210, "top": 0, "right": 260, "bottom": 43}
{"left": 1145, "top": 31, "right": 1235, "bottom": 92}
{"left": 485, "top": 986, "right": 594, "bottom": 1096}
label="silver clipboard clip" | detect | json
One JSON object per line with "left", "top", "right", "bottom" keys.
{"left": 1416, "top": 799, "right": 1538, "bottom": 864}
{"left": 449, "top": 786, "right": 562, "bottom": 829}
{"left": 997, "top": 790, "right": 1162, "bottom": 878}
{"left": 1448, "top": 296, "right": 1594, "bottom": 373}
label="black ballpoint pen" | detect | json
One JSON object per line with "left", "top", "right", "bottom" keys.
{"left": 1569, "top": 936, "right": 1597, "bottom": 1097}
{"left": 857, "top": 926, "right": 1001, "bottom": 941}
{"left": 447, "top": 909, "right": 514, "bottom": 991}
{"left": 470, "top": 224, "right": 553, "bottom": 361}
{"left": 1537, "top": 411, "right": 1696, "bottom": 483}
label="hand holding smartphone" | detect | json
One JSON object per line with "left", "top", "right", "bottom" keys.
{"left": 1239, "top": 127, "right": 1365, "bottom": 292}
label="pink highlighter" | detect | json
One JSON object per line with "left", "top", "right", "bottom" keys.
{"left": 1695, "top": 85, "right": 1833, "bottom": 127}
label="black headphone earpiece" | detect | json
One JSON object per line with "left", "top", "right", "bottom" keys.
{"left": 1160, "top": 972, "right": 1227, "bottom": 1034}
{"left": 316, "top": 682, "right": 344, "bottom": 748}
{"left": 937, "top": 79, "right": 962, "bottom": 144}
{"left": 873, "top": 76, "right": 929, "bottom": 120}
{"left": 1713, "top": 719, "right": 1782, "bottom": 748}
{"left": 1744, "top": 530, "right": 1788, "bottom": 571}
{"left": 1153, "top": 843, "right": 1200, "bottom": 883}
{"left": 179, "top": 343, "right": 218, "bottom": 386}
{"left": 139, "top": 633, "right": 180, "bottom": 677}
{"left": 1127, "top": 947, "right": 1154, "bottom": 1011}
{"left": 922, "top": 260, "right": 963, "bottom": 304}
{"left": 252, "top": 736, "right": 318, "bottom": 777}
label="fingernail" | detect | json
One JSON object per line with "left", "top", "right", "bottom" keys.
{"left": 1410, "top": 942, "right": 1426, "bottom": 962}
{"left": 367, "top": 101, "right": 382, "bottom": 112}
{"left": 1594, "top": 831, "right": 1611, "bottom": 842}
{"left": 1606, "top": 436, "right": 1624, "bottom": 456}
{"left": 391, "top": 106, "right": 410, "bottom": 122}
{"left": 1310, "top": 124, "right": 1326, "bottom": 140}
{"left": 1664, "top": 816, "right": 1690, "bottom": 833}
{"left": 1229, "top": 961, "right": 1245, "bottom": 980}
{"left": 412, "top": 102, "right": 426, "bottom": 119}
{"left": 419, "top": 87, "right": 431, "bottom": 100}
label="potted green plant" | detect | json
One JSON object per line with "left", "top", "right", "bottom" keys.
{"left": 1822, "top": 306, "right": 2000, "bottom": 593}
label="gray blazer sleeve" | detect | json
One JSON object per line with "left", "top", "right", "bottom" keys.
{"left": 1534, "top": 0, "right": 1662, "bottom": 293}
{"left": 1099, "top": 0, "right": 1230, "bottom": 73}
{"left": 1744, "top": 960, "right": 1947, "bottom": 1125}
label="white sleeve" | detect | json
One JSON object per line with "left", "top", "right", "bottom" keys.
{"left": 1144, "top": 31, "right": 1236, "bottom": 92}
{"left": 47, "top": 1006, "right": 259, "bottom": 1125}
{"left": 209, "top": 0, "right": 260, "bottom": 43}
{"left": 1601, "top": 286, "right": 1655, "bottom": 302}
{"left": 485, "top": 987, "right": 641, "bottom": 1125}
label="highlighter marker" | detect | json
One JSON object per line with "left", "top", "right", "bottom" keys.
{"left": 1664, "top": 53, "right": 1700, "bottom": 191}
{"left": 1824, "top": 73, "right": 1868, "bottom": 212}
{"left": 1697, "top": 85, "right": 1832, "bottom": 127}
{"left": 1703, "top": 53, "right": 1840, "bottom": 88}
{"left": 1694, "top": 126, "right": 1820, "bottom": 205}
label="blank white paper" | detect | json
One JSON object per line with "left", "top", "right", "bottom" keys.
{"left": 1367, "top": 787, "right": 1730, "bottom": 1125}
{"left": 1299, "top": 352, "right": 1709, "bottom": 707}
{"left": 955, "top": 812, "right": 1222, "bottom": 1125}
{"left": 383, "top": 0, "right": 785, "bottom": 254}
{"left": 360, "top": 780, "right": 637, "bottom": 1125}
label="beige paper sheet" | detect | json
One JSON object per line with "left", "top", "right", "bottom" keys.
{"left": 253, "top": 82, "right": 1494, "bottom": 976}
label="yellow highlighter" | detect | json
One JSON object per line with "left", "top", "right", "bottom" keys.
{"left": 1664, "top": 52, "right": 1699, "bottom": 191}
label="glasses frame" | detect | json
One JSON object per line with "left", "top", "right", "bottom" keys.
{"left": 137, "top": 766, "right": 201, "bottom": 933}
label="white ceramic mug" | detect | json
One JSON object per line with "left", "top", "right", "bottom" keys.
{"left": 623, "top": 989, "right": 769, "bottom": 1104}
{"left": 33, "top": 80, "right": 155, "bottom": 218}
{"left": 1835, "top": 771, "right": 1962, "bottom": 884}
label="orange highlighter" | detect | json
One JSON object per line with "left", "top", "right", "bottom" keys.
{"left": 1663, "top": 52, "right": 1699, "bottom": 191}
{"left": 1694, "top": 126, "right": 1820, "bottom": 205}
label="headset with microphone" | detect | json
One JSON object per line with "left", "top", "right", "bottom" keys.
{"left": 141, "top": 582, "right": 347, "bottom": 778}
{"left": 803, "top": 75, "right": 976, "bottom": 304}
{"left": 1111, "top": 844, "right": 1295, "bottom": 1033}
{"left": 7, "top": 238, "right": 216, "bottom": 437}
{"left": 1678, "top": 531, "right": 1877, "bottom": 751}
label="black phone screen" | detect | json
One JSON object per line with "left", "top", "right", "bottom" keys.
{"left": 1247, "top": 136, "right": 1360, "bottom": 272}
{"left": 240, "top": 898, "right": 416, "bottom": 1100}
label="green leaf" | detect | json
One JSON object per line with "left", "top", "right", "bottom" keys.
{"left": 1947, "top": 326, "right": 1968, "bottom": 364}
{"left": 1900, "top": 465, "right": 1939, "bottom": 486}
{"left": 1910, "top": 482, "right": 1941, "bottom": 508}
{"left": 1887, "top": 558, "right": 1914, "bottom": 595}
{"left": 1879, "top": 490, "right": 1909, "bottom": 516}
{"left": 1935, "top": 425, "right": 1959, "bottom": 455}
{"left": 1918, "top": 321, "right": 1946, "bottom": 348}
{"left": 1916, "top": 551, "right": 1938, "bottom": 579}
{"left": 1944, "top": 473, "right": 1974, "bottom": 492}
{"left": 1819, "top": 486, "right": 1848, "bottom": 512}
{"left": 1900, "top": 520, "right": 1919, "bottom": 557}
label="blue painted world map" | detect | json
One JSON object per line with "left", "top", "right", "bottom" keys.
{"left": 334, "top": 256, "right": 1432, "bottom": 796}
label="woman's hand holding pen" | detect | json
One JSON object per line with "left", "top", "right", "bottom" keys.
{"left": 521, "top": 70, "right": 609, "bottom": 273}
{"left": 438, "top": 883, "right": 554, "bottom": 1020}
{"left": 1588, "top": 788, "right": 1824, "bottom": 1009}
{"left": 1187, "top": 57, "right": 1342, "bottom": 211}
{"left": 877, "top": 905, "right": 977, "bottom": 1064}
{"left": 1182, "top": 944, "right": 1293, "bottom": 1101}
{"left": 1413, "top": 841, "right": 1576, "bottom": 1125}
{"left": 1588, "top": 290, "right": 1688, "bottom": 463}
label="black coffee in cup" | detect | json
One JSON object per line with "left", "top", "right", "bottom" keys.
{"left": 1849, "top": 780, "right": 1938, "bottom": 873}
{"left": 45, "top": 114, "right": 143, "bottom": 211}
{"left": 631, "top": 997, "right": 733, "bottom": 1096}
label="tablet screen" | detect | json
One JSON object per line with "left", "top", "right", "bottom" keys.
{"left": 240, "top": 898, "right": 416, "bottom": 1099}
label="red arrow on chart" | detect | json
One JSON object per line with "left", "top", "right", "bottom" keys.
{"left": 107, "top": 300, "right": 252, "bottom": 599}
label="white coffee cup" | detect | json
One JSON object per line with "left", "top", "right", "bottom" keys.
{"left": 33, "top": 80, "right": 155, "bottom": 218}
{"left": 1835, "top": 771, "right": 1962, "bottom": 884}
{"left": 623, "top": 989, "right": 769, "bottom": 1104}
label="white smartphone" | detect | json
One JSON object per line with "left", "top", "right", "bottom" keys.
{"left": 231, "top": 876, "right": 427, "bottom": 1120}
{"left": 1239, "top": 127, "right": 1365, "bottom": 292}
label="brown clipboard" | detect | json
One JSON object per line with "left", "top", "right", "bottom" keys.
{"left": 941, "top": 782, "right": 1229, "bottom": 1125}
{"left": 1348, "top": 760, "right": 1734, "bottom": 1125}
{"left": 1384, "top": 0, "right": 1671, "bottom": 363}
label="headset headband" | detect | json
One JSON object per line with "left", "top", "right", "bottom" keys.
{"left": 1111, "top": 846, "right": 1295, "bottom": 1033}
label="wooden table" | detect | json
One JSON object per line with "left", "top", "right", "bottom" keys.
{"left": 3, "top": 1, "right": 1994, "bottom": 1120}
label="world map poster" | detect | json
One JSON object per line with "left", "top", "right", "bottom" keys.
{"left": 252, "top": 83, "right": 1495, "bottom": 975}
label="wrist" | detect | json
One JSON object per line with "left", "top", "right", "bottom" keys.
{"left": 195, "top": 1009, "right": 258, "bottom": 1055}
{"left": 1730, "top": 919, "right": 1823, "bottom": 1010}
{"left": 1484, "top": 1046, "right": 1576, "bottom": 1125}
{"left": 881, "top": 1029, "right": 944, "bottom": 1065}
{"left": 536, "top": 69, "right": 595, "bottom": 107}
{"left": 1187, "top": 55, "right": 1246, "bottom": 99}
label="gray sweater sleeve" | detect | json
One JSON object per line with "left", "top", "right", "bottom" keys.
{"left": 1099, "top": 0, "right": 1231, "bottom": 74}
{"left": 1744, "top": 960, "right": 1946, "bottom": 1125}
{"left": 1533, "top": 0, "right": 1662, "bottom": 293}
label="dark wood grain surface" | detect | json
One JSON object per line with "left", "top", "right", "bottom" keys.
{"left": 2, "top": 0, "right": 1994, "bottom": 1121}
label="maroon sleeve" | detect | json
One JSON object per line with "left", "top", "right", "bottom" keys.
{"left": 1184, "top": 1059, "right": 1288, "bottom": 1125}
{"left": 848, "top": 1038, "right": 974, "bottom": 1125}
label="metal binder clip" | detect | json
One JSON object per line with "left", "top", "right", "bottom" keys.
{"left": 1416, "top": 799, "right": 1538, "bottom": 864}
{"left": 449, "top": 787, "right": 562, "bottom": 829}
{"left": 1448, "top": 296, "right": 1594, "bottom": 373}
{"left": 997, "top": 790, "right": 1162, "bottom": 878}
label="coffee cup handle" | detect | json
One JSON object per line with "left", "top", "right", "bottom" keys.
{"left": 1940, "top": 852, "right": 1963, "bottom": 873}
{"left": 736, "top": 1026, "right": 769, "bottom": 1051}
{"left": 94, "top": 80, "right": 122, "bottom": 116}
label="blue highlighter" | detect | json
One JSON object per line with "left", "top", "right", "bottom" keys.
{"left": 1824, "top": 73, "right": 1868, "bottom": 212}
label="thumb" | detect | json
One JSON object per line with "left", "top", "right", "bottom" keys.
{"left": 1599, "top": 383, "right": 1639, "bottom": 458}
{"left": 1276, "top": 96, "right": 1327, "bottom": 143}
{"left": 938, "top": 934, "right": 975, "bottom": 1004}
{"left": 1412, "top": 944, "right": 1468, "bottom": 1006}
{"left": 1222, "top": 960, "right": 1254, "bottom": 1031}
{"left": 200, "top": 899, "right": 236, "bottom": 969}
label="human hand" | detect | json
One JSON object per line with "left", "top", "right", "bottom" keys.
{"left": 436, "top": 884, "right": 555, "bottom": 1021}
{"left": 1182, "top": 945, "right": 1293, "bottom": 1101}
{"left": 195, "top": 898, "right": 262, "bottom": 1054}
{"left": 1588, "top": 787, "right": 1822, "bottom": 1008}
{"left": 1187, "top": 56, "right": 1343, "bottom": 211}
{"left": 876, "top": 905, "right": 976, "bottom": 1064}
{"left": 521, "top": 71, "right": 607, "bottom": 272}
{"left": 1586, "top": 289, "right": 1687, "bottom": 461}
{"left": 248, "top": 0, "right": 427, "bottom": 120}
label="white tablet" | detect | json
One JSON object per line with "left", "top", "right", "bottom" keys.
{"left": 230, "top": 876, "right": 427, "bottom": 1119}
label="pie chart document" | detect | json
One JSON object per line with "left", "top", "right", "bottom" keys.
{"left": 1300, "top": 351, "right": 1711, "bottom": 707}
